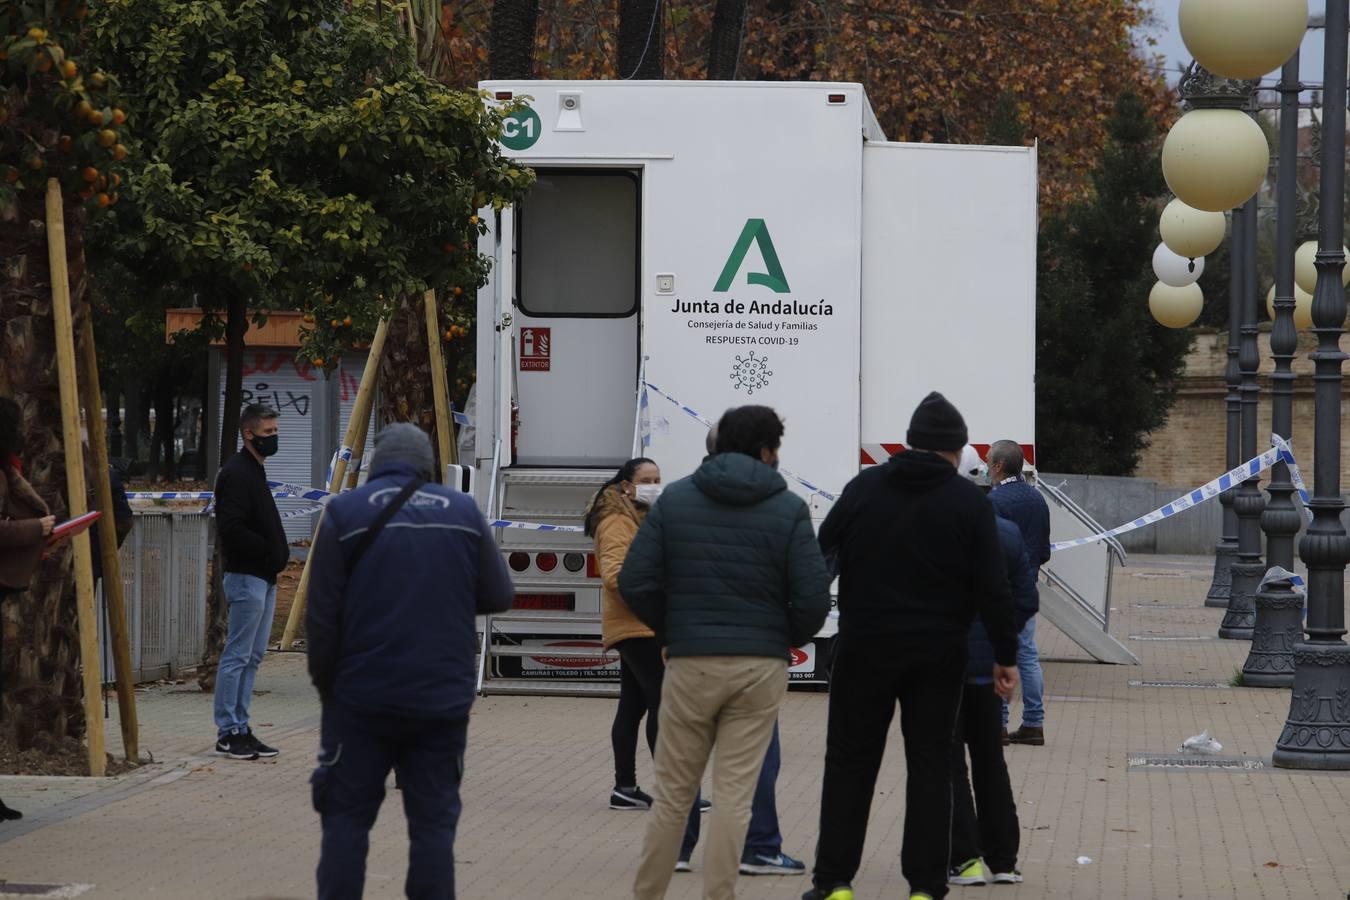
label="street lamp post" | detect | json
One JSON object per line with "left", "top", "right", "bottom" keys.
{"left": 1245, "top": 53, "right": 1304, "bottom": 685}
{"left": 1220, "top": 161, "right": 1265, "bottom": 640}
{"left": 1274, "top": 0, "right": 1350, "bottom": 769}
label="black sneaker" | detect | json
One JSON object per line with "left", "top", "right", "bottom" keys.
{"left": 610, "top": 786, "right": 653, "bottom": 810}
{"left": 215, "top": 734, "right": 259, "bottom": 760}
{"left": 243, "top": 730, "right": 279, "bottom": 758}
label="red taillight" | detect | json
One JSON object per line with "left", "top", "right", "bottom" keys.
{"left": 508, "top": 552, "right": 530, "bottom": 572}
{"left": 586, "top": 553, "right": 599, "bottom": 578}
{"left": 827, "top": 93, "right": 847, "bottom": 104}
{"left": 495, "top": 91, "right": 514, "bottom": 101}
{"left": 536, "top": 552, "right": 558, "bottom": 572}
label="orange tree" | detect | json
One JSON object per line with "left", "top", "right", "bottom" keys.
{"left": 0, "top": 2, "right": 130, "bottom": 753}
{"left": 85, "top": 0, "right": 532, "bottom": 467}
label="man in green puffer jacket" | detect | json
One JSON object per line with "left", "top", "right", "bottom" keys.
{"left": 622, "top": 405, "right": 831, "bottom": 900}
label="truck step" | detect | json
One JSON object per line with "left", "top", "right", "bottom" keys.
{"left": 481, "top": 680, "right": 620, "bottom": 698}
{"left": 489, "top": 646, "right": 617, "bottom": 660}
{"left": 489, "top": 611, "right": 603, "bottom": 626}
{"left": 502, "top": 470, "right": 612, "bottom": 486}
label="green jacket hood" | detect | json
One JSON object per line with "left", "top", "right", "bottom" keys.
{"left": 692, "top": 453, "right": 787, "bottom": 505}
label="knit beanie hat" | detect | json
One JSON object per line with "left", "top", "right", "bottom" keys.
{"left": 906, "top": 391, "right": 969, "bottom": 452}
{"left": 371, "top": 423, "right": 435, "bottom": 478}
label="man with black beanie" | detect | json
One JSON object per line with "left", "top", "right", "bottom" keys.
{"left": 804, "top": 392, "right": 1020, "bottom": 900}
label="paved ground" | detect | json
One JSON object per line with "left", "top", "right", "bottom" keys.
{"left": 2, "top": 554, "right": 1349, "bottom": 899}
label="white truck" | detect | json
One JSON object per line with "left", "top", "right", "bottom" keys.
{"left": 471, "top": 79, "right": 1048, "bottom": 696}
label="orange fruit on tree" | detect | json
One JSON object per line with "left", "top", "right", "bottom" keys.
{"left": 97, "top": 129, "right": 116, "bottom": 147}
{"left": 88, "top": 72, "right": 106, "bottom": 89}
{"left": 58, "top": 135, "right": 73, "bottom": 153}
{"left": 109, "top": 172, "right": 121, "bottom": 187}
{"left": 469, "top": 215, "right": 479, "bottom": 225}
{"left": 343, "top": 316, "right": 352, "bottom": 326}
{"left": 81, "top": 166, "right": 98, "bottom": 183}
{"left": 27, "top": 27, "right": 47, "bottom": 42}
{"left": 443, "top": 242, "right": 455, "bottom": 254}
{"left": 87, "top": 108, "right": 104, "bottom": 124}
{"left": 4, "top": 169, "right": 18, "bottom": 184}
{"left": 61, "top": 60, "right": 77, "bottom": 78}
{"left": 108, "top": 192, "right": 118, "bottom": 205}
{"left": 34, "top": 54, "right": 52, "bottom": 73}
{"left": 444, "top": 330, "right": 453, "bottom": 342}
{"left": 27, "top": 156, "right": 44, "bottom": 170}
{"left": 95, "top": 192, "right": 110, "bottom": 208}
{"left": 330, "top": 318, "right": 340, "bottom": 327}
{"left": 453, "top": 286, "right": 463, "bottom": 296}
{"left": 74, "top": 99, "right": 93, "bottom": 119}
{"left": 111, "top": 108, "right": 126, "bottom": 125}
{"left": 111, "top": 144, "right": 127, "bottom": 161}
{"left": 313, "top": 357, "right": 324, "bottom": 367}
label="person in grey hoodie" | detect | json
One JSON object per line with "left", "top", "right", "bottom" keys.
{"left": 621, "top": 405, "right": 831, "bottom": 900}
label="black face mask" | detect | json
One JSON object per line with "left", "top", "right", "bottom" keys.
{"left": 250, "top": 433, "right": 279, "bottom": 458}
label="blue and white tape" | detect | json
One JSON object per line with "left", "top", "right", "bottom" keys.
{"left": 642, "top": 381, "right": 839, "bottom": 501}
{"left": 488, "top": 519, "right": 584, "bottom": 533}
{"left": 1051, "top": 437, "right": 1309, "bottom": 553}
{"left": 1270, "top": 434, "right": 1314, "bottom": 523}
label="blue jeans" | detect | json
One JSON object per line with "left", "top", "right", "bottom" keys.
{"left": 213, "top": 573, "right": 277, "bottom": 738}
{"left": 313, "top": 701, "right": 466, "bottom": 900}
{"left": 1001, "top": 618, "right": 1045, "bottom": 728}
{"left": 743, "top": 721, "right": 783, "bottom": 858}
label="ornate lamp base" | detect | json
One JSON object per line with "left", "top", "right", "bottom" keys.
{"left": 1272, "top": 641, "right": 1350, "bottom": 769}
{"left": 1205, "top": 542, "right": 1237, "bottom": 608}
{"left": 1240, "top": 589, "right": 1302, "bottom": 687}
{"left": 1218, "top": 560, "right": 1259, "bottom": 639}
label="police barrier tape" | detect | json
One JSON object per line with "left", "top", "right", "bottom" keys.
{"left": 1050, "top": 436, "right": 1311, "bottom": 553}
{"left": 129, "top": 482, "right": 581, "bottom": 531}
{"left": 642, "top": 381, "right": 839, "bottom": 501}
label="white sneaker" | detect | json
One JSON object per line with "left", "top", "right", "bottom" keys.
{"left": 992, "top": 869, "right": 1024, "bottom": 884}
{"left": 674, "top": 858, "right": 692, "bottom": 873}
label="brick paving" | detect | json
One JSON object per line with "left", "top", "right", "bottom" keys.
{"left": 2, "top": 554, "right": 1350, "bottom": 899}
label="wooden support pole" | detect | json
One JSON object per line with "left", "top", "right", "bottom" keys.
{"left": 279, "top": 319, "right": 388, "bottom": 649}
{"left": 79, "top": 320, "right": 139, "bottom": 761}
{"left": 344, "top": 400, "right": 375, "bottom": 491}
{"left": 424, "top": 290, "right": 456, "bottom": 477}
{"left": 46, "top": 179, "right": 106, "bottom": 777}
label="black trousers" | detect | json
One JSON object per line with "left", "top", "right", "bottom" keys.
{"left": 613, "top": 636, "right": 662, "bottom": 787}
{"left": 813, "top": 638, "right": 966, "bottom": 900}
{"left": 950, "top": 681, "right": 1020, "bottom": 874}
{"left": 614, "top": 636, "right": 701, "bottom": 856}
{"left": 312, "top": 701, "right": 467, "bottom": 900}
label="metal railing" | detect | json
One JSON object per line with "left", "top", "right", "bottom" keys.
{"left": 96, "top": 511, "right": 210, "bottom": 684}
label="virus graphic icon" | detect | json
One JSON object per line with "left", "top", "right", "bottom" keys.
{"left": 730, "top": 351, "right": 773, "bottom": 395}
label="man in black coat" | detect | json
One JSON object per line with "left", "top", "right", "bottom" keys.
{"left": 805, "top": 392, "right": 1020, "bottom": 900}
{"left": 212, "top": 403, "right": 289, "bottom": 761}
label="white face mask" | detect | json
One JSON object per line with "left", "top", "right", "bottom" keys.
{"left": 633, "top": 483, "right": 664, "bottom": 506}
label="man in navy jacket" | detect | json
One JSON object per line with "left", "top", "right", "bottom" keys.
{"left": 307, "top": 424, "right": 513, "bottom": 900}
{"left": 986, "top": 440, "right": 1052, "bottom": 747}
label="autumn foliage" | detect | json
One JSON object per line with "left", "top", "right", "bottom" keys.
{"left": 437, "top": 0, "right": 1174, "bottom": 211}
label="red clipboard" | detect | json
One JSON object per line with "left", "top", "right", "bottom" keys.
{"left": 48, "top": 510, "right": 101, "bottom": 546}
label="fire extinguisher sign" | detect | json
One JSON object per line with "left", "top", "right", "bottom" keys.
{"left": 520, "top": 327, "right": 551, "bottom": 371}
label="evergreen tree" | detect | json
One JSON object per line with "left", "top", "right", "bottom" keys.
{"left": 1036, "top": 92, "right": 1193, "bottom": 475}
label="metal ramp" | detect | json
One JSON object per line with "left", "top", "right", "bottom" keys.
{"left": 478, "top": 469, "right": 623, "bottom": 697}
{"left": 1037, "top": 480, "right": 1140, "bottom": 666}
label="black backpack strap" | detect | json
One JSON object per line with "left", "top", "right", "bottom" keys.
{"left": 344, "top": 479, "right": 425, "bottom": 577}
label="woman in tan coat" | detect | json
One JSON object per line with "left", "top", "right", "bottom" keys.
{"left": 0, "top": 397, "right": 56, "bottom": 821}
{"left": 585, "top": 457, "right": 664, "bottom": 810}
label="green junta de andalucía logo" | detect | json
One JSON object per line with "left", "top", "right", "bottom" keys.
{"left": 714, "top": 219, "right": 791, "bottom": 293}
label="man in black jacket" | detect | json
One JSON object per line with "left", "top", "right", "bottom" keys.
{"left": 805, "top": 392, "right": 1019, "bottom": 900}
{"left": 622, "top": 405, "right": 831, "bottom": 900}
{"left": 212, "top": 403, "right": 289, "bottom": 761}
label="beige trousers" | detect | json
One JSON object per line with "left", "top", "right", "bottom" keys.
{"left": 632, "top": 655, "right": 788, "bottom": 900}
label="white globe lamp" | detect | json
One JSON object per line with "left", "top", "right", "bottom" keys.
{"left": 1294, "top": 240, "right": 1350, "bottom": 295}
{"left": 1163, "top": 110, "right": 1270, "bottom": 213}
{"left": 1160, "top": 198, "right": 1227, "bottom": 259}
{"left": 1150, "top": 281, "right": 1204, "bottom": 329}
{"left": 1153, "top": 243, "right": 1205, "bottom": 287}
{"left": 1266, "top": 284, "right": 1315, "bottom": 331}
{"left": 1179, "top": 0, "right": 1309, "bottom": 80}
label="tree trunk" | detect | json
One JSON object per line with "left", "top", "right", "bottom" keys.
{"left": 0, "top": 193, "right": 90, "bottom": 753}
{"left": 106, "top": 384, "right": 122, "bottom": 459}
{"left": 198, "top": 293, "right": 248, "bottom": 691}
{"left": 378, "top": 296, "right": 439, "bottom": 460}
{"left": 151, "top": 369, "right": 176, "bottom": 483}
{"left": 122, "top": 376, "right": 142, "bottom": 462}
{"left": 619, "top": 0, "right": 664, "bottom": 79}
{"left": 489, "top": 0, "right": 540, "bottom": 80}
{"left": 707, "top": 0, "right": 747, "bottom": 80}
